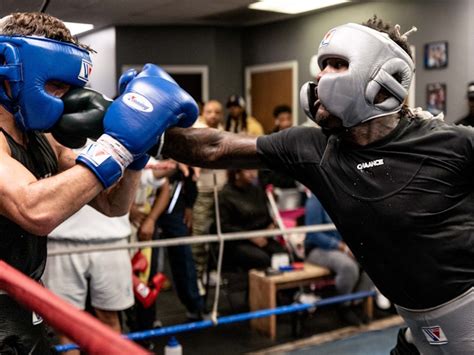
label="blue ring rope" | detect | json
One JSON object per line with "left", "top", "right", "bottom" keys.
{"left": 55, "top": 290, "right": 376, "bottom": 352}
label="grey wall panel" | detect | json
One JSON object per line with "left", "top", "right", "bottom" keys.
{"left": 115, "top": 26, "right": 243, "bottom": 108}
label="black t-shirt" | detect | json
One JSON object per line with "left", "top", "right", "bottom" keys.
{"left": 257, "top": 116, "right": 474, "bottom": 309}
{"left": 0, "top": 129, "right": 58, "bottom": 281}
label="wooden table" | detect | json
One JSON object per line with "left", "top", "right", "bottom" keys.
{"left": 249, "top": 263, "right": 373, "bottom": 339}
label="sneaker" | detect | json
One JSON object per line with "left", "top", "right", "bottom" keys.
{"left": 185, "top": 311, "right": 212, "bottom": 322}
{"left": 375, "top": 291, "right": 392, "bottom": 310}
{"left": 197, "top": 278, "right": 206, "bottom": 296}
{"left": 294, "top": 292, "right": 321, "bottom": 313}
{"left": 152, "top": 319, "right": 163, "bottom": 328}
{"left": 207, "top": 270, "right": 221, "bottom": 287}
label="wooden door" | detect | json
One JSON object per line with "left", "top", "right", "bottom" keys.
{"left": 249, "top": 68, "right": 293, "bottom": 134}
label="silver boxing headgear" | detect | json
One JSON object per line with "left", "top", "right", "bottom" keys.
{"left": 301, "top": 23, "right": 415, "bottom": 128}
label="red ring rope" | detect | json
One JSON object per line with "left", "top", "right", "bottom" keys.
{"left": 0, "top": 261, "right": 149, "bottom": 355}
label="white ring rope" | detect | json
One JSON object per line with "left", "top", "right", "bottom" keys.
{"left": 211, "top": 171, "right": 224, "bottom": 324}
{"left": 47, "top": 224, "right": 337, "bottom": 256}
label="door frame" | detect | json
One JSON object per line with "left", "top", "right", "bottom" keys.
{"left": 121, "top": 64, "right": 209, "bottom": 102}
{"left": 245, "top": 60, "right": 299, "bottom": 126}
{"left": 407, "top": 45, "right": 416, "bottom": 107}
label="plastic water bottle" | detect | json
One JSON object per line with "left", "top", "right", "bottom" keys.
{"left": 164, "top": 336, "right": 182, "bottom": 355}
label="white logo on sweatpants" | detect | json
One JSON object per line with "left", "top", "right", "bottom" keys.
{"left": 356, "top": 159, "right": 384, "bottom": 170}
{"left": 32, "top": 311, "right": 43, "bottom": 325}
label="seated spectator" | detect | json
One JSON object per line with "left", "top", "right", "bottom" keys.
{"left": 456, "top": 81, "right": 474, "bottom": 126}
{"left": 271, "top": 104, "right": 293, "bottom": 133}
{"left": 259, "top": 104, "right": 302, "bottom": 210}
{"left": 304, "top": 193, "right": 375, "bottom": 326}
{"left": 219, "top": 169, "right": 287, "bottom": 271}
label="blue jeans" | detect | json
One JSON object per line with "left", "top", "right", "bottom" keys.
{"left": 157, "top": 210, "right": 204, "bottom": 314}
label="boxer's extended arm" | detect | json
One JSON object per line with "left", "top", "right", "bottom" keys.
{"left": 163, "top": 127, "right": 264, "bottom": 169}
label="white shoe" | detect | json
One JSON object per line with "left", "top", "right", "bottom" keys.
{"left": 375, "top": 291, "right": 391, "bottom": 310}
{"left": 207, "top": 270, "right": 221, "bottom": 287}
{"left": 197, "top": 279, "right": 206, "bottom": 296}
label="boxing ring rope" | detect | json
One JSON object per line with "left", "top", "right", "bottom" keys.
{"left": 211, "top": 172, "right": 225, "bottom": 323}
{"left": 0, "top": 260, "right": 148, "bottom": 355}
{"left": 55, "top": 290, "right": 376, "bottom": 352}
{"left": 47, "top": 223, "right": 337, "bottom": 256}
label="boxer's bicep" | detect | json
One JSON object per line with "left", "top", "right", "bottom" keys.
{"left": 56, "top": 145, "right": 78, "bottom": 172}
{"left": 0, "top": 142, "right": 40, "bottom": 224}
{"left": 45, "top": 133, "right": 78, "bottom": 172}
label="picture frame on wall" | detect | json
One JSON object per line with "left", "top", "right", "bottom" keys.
{"left": 426, "top": 83, "right": 446, "bottom": 116}
{"left": 424, "top": 41, "right": 448, "bottom": 69}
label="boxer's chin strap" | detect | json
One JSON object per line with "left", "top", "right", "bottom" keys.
{"left": 211, "top": 171, "right": 224, "bottom": 325}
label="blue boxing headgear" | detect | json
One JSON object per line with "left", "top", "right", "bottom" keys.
{"left": 0, "top": 35, "right": 92, "bottom": 131}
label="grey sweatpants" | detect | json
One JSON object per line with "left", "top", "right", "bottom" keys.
{"left": 396, "top": 287, "right": 474, "bottom": 354}
{"left": 306, "top": 248, "right": 373, "bottom": 295}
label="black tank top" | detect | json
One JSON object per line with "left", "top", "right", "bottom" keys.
{"left": 0, "top": 129, "right": 58, "bottom": 280}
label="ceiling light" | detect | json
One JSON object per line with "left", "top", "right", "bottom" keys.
{"left": 249, "top": 0, "right": 350, "bottom": 14}
{"left": 64, "top": 22, "right": 94, "bottom": 36}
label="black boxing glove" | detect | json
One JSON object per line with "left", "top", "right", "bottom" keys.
{"left": 51, "top": 87, "right": 111, "bottom": 148}
{"left": 299, "top": 81, "right": 318, "bottom": 122}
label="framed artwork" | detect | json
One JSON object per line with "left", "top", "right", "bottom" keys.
{"left": 426, "top": 83, "right": 446, "bottom": 115}
{"left": 424, "top": 41, "right": 448, "bottom": 69}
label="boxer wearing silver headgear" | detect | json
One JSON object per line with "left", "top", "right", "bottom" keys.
{"left": 301, "top": 23, "right": 414, "bottom": 128}
{"left": 0, "top": 16, "right": 93, "bottom": 132}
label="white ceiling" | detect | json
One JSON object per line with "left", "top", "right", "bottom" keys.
{"left": 1, "top": 0, "right": 320, "bottom": 30}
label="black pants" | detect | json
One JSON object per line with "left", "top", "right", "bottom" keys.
{"left": 225, "top": 239, "right": 286, "bottom": 272}
{"left": 0, "top": 295, "right": 52, "bottom": 354}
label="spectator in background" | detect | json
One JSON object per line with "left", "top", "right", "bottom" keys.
{"left": 456, "top": 82, "right": 474, "bottom": 126}
{"left": 219, "top": 169, "right": 287, "bottom": 271}
{"left": 225, "top": 95, "right": 264, "bottom": 136}
{"left": 260, "top": 104, "right": 297, "bottom": 190}
{"left": 127, "top": 160, "right": 171, "bottom": 336}
{"left": 156, "top": 163, "right": 208, "bottom": 321}
{"left": 192, "top": 101, "right": 228, "bottom": 289}
{"left": 271, "top": 104, "right": 293, "bottom": 133}
{"left": 304, "top": 193, "right": 378, "bottom": 326}
{"left": 260, "top": 104, "right": 301, "bottom": 211}
{"left": 44, "top": 207, "right": 134, "bottom": 354}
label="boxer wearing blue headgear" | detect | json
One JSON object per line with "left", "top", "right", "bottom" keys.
{"left": 0, "top": 35, "right": 92, "bottom": 131}
{"left": 147, "top": 16, "right": 474, "bottom": 354}
{"left": 0, "top": 12, "right": 198, "bottom": 353}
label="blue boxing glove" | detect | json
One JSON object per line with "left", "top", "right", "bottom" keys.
{"left": 77, "top": 64, "right": 199, "bottom": 187}
{"left": 124, "top": 65, "right": 181, "bottom": 170}
{"left": 118, "top": 68, "right": 148, "bottom": 171}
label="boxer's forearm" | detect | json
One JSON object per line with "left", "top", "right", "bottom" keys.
{"left": 53, "top": 136, "right": 140, "bottom": 217}
{"left": 163, "top": 127, "right": 263, "bottom": 169}
{"left": 3, "top": 165, "right": 103, "bottom": 236}
{"left": 89, "top": 169, "right": 141, "bottom": 217}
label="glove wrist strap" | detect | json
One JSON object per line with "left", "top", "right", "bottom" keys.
{"left": 89, "top": 134, "right": 134, "bottom": 171}
{"left": 77, "top": 134, "right": 133, "bottom": 188}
